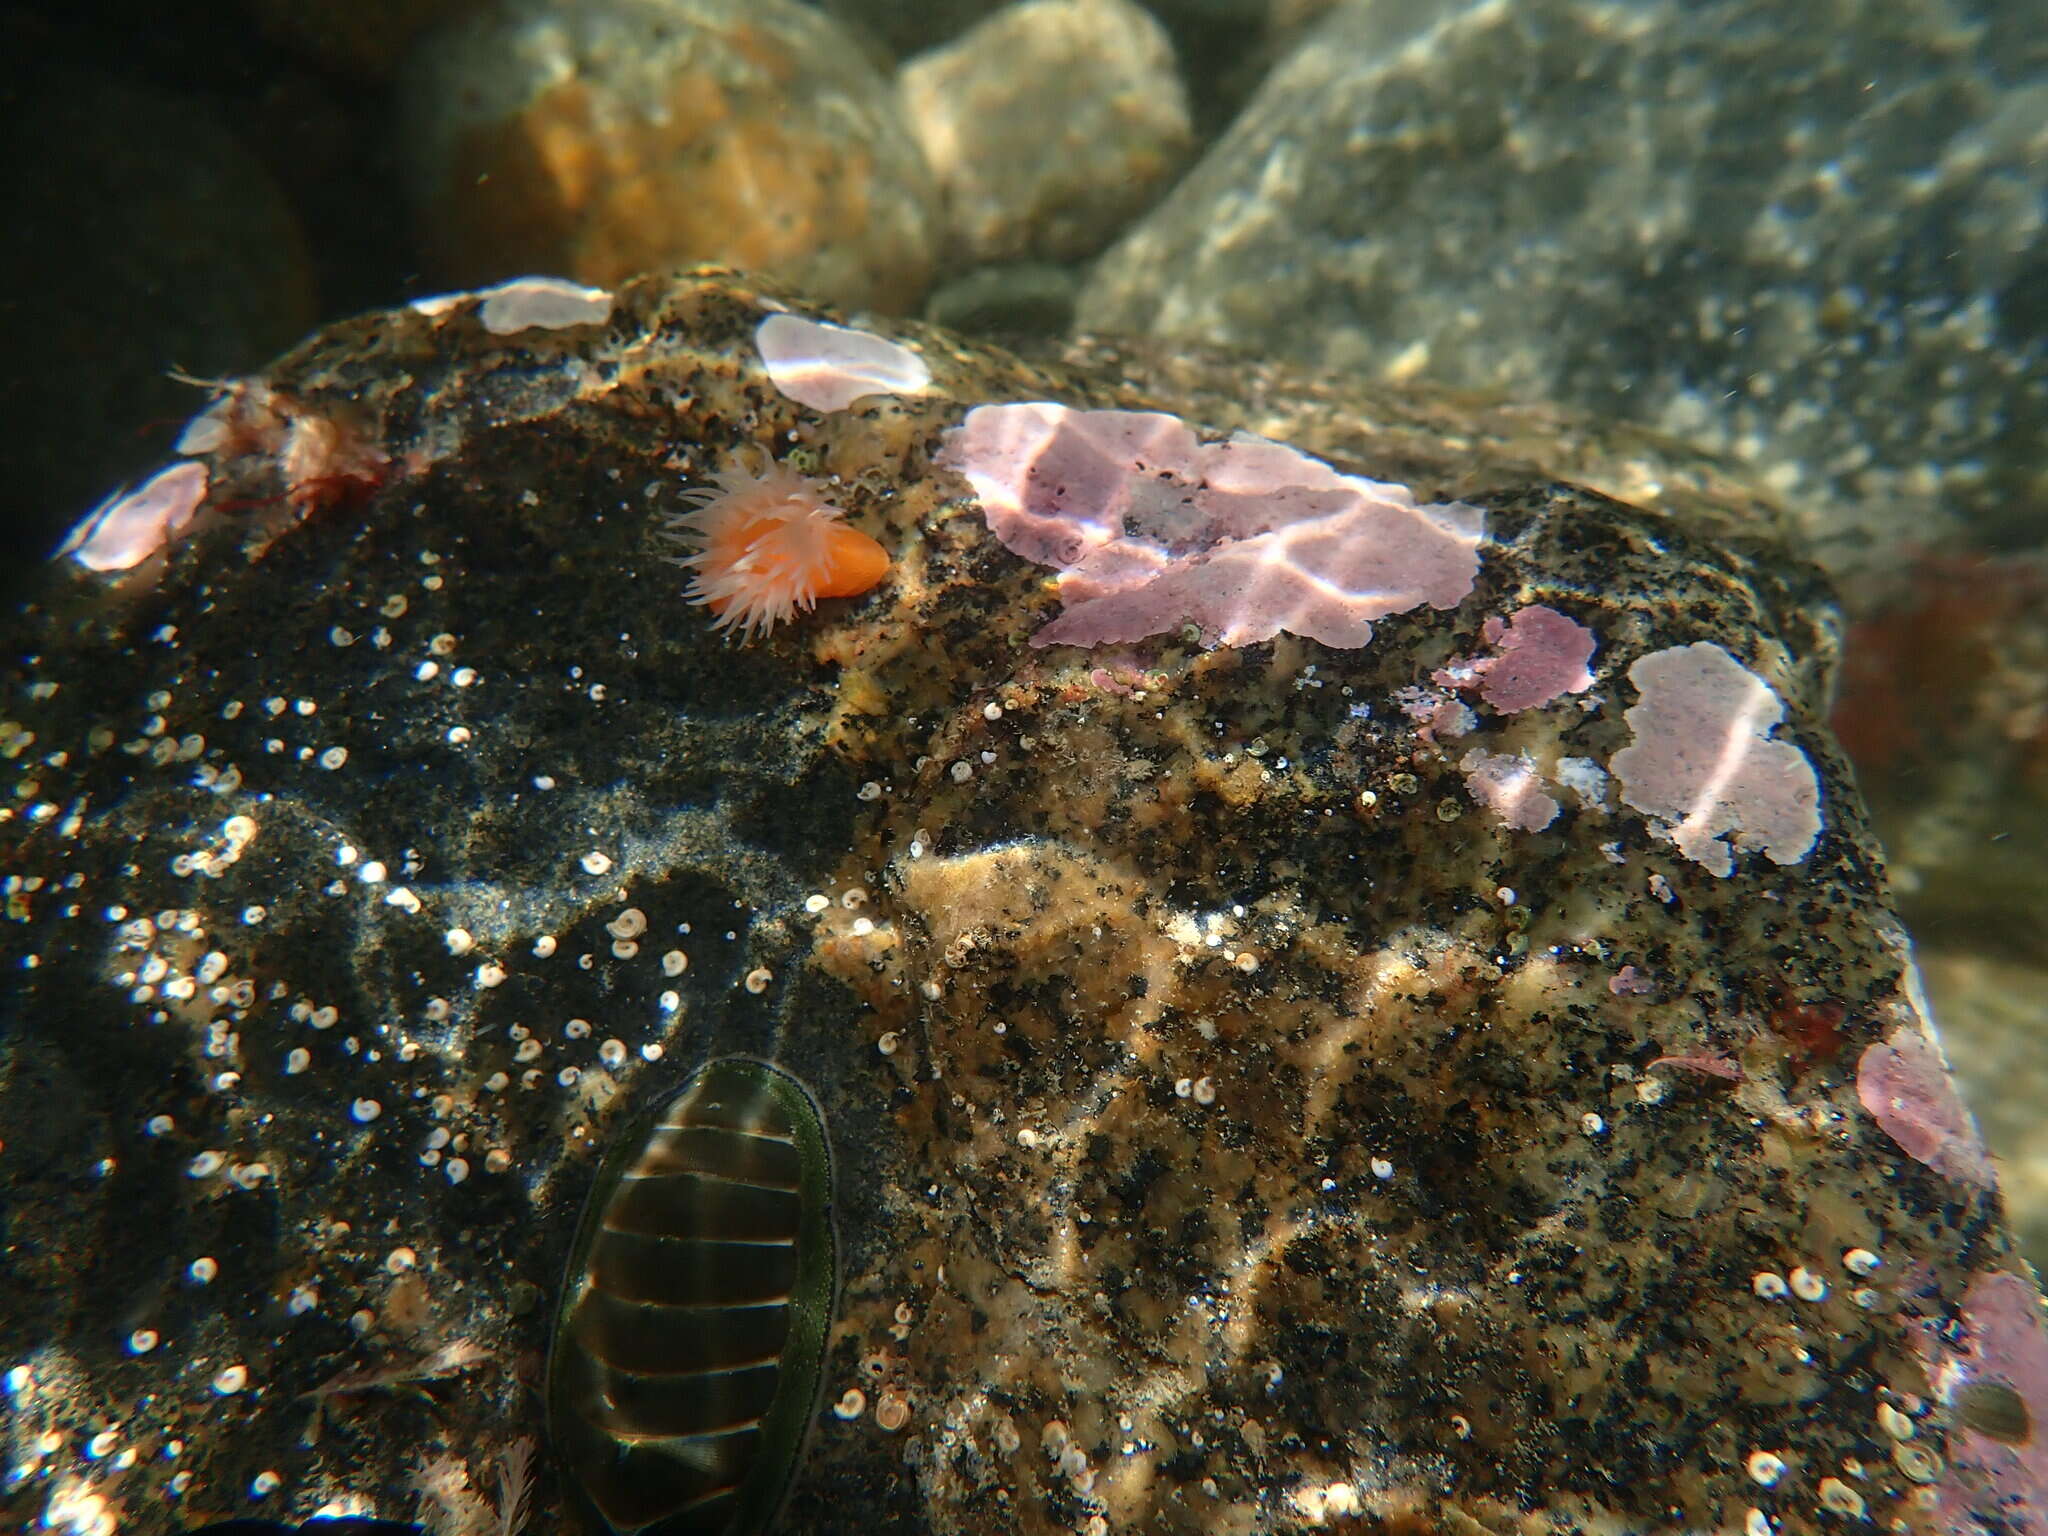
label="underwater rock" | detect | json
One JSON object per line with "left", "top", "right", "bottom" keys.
{"left": 2, "top": 269, "right": 2043, "bottom": 1535}
{"left": 394, "top": 0, "right": 941, "bottom": 311}
{"left": 898, "top": 0, "right": 1193, "bottom": 264}
{"left": 1078, "top": 0, "right": 2048, "bottom": 570}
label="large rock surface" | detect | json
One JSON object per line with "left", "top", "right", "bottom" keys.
{"left": 1, "top": 270, "right": 2043, "bottom": 1536}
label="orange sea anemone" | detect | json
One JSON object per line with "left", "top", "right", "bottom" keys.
{"left": 661, "top": 459, "right": 891, "bottom": 642}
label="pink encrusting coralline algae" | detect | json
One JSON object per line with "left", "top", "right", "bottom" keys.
{"left": 938, "top": 402, "right": 1484, "bottom": 649}
{"left": 1607, "top": 964, "right": 1658, "bottom": 998}
{"left": 1914, "top": 1270, "right": 2048, "bottom": 1535}
{"left": 1459, "top": 747, "right": 1561, "bottom": 832}
{"left": 1438, "top": 603, "right": 1597, "bottom": 712}
{"left": 408, "top": 275, "right": 615, "bottom": 335}
{"left": 755, "top": 313, "right": 931, "bottom": 413}
{"left": 56, "top": 461, "right": 210, "bottom": 572}
{"left": 1608, "top": 641, "right": 1822, "bottom": 876}
{"left": 1856, "top": 1024, "right": 1998, "bottom": 1189}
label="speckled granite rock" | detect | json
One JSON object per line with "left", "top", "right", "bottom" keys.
{"left": 898, "top": 0, "right": 1193, "bottom": 264}
{"left": 394, "top": 0, "right": 941, "bottom": 310}
{"left": 1078, "top": 0, "right": 2048, "bottom": 568}
{"left": 3, "top": 269, "right": 2044, "bottom": 1536}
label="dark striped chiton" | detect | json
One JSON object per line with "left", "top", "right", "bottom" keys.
{"left": 549, "top": 1058, "right": 836, "bottom": 1535}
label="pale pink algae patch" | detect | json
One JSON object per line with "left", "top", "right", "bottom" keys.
{"left": 57, "top": 461, "right": 209, "bottom": 572}
{"left": 1608, "top": 965, "right": 1657, "bottom": 998}
{"left": 1921, "top": 1270, "right": 2048, "bottom": 1535}
{"left": 939, "top": 402, "right": 1483, "bottom": 649}
{"left": 476, "top": 276, "right": 614, "bottom": 335}
{"left": 1856, "top": 1024, "right": 1997, "bottom": 1188}
{"left": 1393, "top": 685, "right": 1476, "bottom": 741}
{"left": 1454, "top": 604, "right": 1596, "bottom": 711}
{"left": 407, "top": 276, "right": 616, "bottom": 334}
{"left": 1608, "top": 641, "right": 1821, "bottom": 876}
{"left": 755, "top": 313, "right": 931, "bottom": 412}
{"left": 1459, "top": 748, "right": 1560, "bottom": 832}
{"left": 176, "top": 399, "right": 236, "bottom": 456}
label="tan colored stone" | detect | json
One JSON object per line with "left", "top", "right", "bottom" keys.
{"left": 396, "top": 0, "right": 940, "bottom": 310}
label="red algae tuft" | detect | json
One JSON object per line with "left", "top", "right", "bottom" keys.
{"left": 1645, "top": 1051, "right": 1743, "bottom": 1081}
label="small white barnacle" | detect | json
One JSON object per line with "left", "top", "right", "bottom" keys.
{"left": 1816, "top": 1477, "right": 1865, "bottom": 1518}
{"left": 1788, "top": 1267, "right": 1828, "bottom": 1303}
{"left": 1745, "top": 1450, "right": 1786, "bottom": 1487}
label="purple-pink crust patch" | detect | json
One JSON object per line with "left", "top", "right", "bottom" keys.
{"left": 1459, "top": 748, "right": 1560, "bottom": 832}
{"left": 1922, "top": 1270, "right": 2048, "bottom": 1535}
{"left": 1608, "top": 641, "right": 1822, "bottom": 876}
{"left": 1856, "top": 1024, "right": 1997, "bottom": 1188}
{"left": 56, "top": 461, "right": 209, "bottom": 572}
{"left": 1449, "top": 605, "right": 1597, "bottom": 712}
{"left": 1608, "top": 965, "right": 1657, "bottom": 998}
{"left": 756, "top": 313, "right": 930, "bottom": 413}
{"left": 938, "top": 403, "right": 1484, "bottom": 649}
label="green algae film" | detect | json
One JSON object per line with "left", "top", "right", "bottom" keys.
{"left": 549, "top": 1058, "right": 836, "bottom": 1536}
